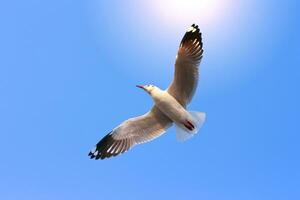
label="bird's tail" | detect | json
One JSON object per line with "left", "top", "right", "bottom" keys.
{"left": 176, "top": 111, "right": 206, "bottom": 142}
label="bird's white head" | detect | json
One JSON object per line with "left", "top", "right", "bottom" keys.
{"left": 136, "top": 84, "right": 160, "bottom": 95}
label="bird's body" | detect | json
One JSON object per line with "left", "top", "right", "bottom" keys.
{"left": 149, "top": 87, "right": 195, "bottom": 132}
{"left": 89, "top": 24, "right": 206, "bottom": 160}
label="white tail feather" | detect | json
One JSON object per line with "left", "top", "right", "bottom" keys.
{"left": 176, "top": 111, "right": 206, "bottom": 142}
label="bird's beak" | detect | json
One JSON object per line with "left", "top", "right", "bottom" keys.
{"left": 136, "top": 85, "right": 146, "bottom": 91}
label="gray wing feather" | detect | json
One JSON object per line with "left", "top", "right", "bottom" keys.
{"left": 89, "top": 106, "right": 172, "bottom": 159}
{"left": 167, "top": 24, "right": 203, "bottom": 107}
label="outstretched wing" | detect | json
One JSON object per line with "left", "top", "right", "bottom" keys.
{"left": 167, "top": 24, "right": 203, "bottom": 107}
{"left": 88, "top": 107, "right": 172, "bottom": 160}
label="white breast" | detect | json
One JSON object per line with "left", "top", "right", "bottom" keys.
{"left": 151, "top": 89, "right": 191, "bottom": 124}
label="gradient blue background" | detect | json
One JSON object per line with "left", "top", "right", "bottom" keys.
{"left": 1, "top": 1, "right": 299, "bottom": 199}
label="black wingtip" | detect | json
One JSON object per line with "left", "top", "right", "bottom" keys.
{"left": 88, "top": 131, "right": 129, "bottom": 160}
{"left": 180, "top": 24, "right": 201, "bottom": 46}
{"left": 191, "top": 24, "right": 198, "bottom": 29}
{"left": 189, "top": 24, "right": 200, "bottom": 32}
{"left": 180, "top": 24, "right": 202, "bottom": 46}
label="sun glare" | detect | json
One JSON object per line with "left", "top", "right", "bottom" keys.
{"left": 149, "top": 0, "right": 231, "bottom": 27}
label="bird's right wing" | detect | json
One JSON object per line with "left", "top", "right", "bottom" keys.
{"left": 88, "top": 106, "right": 172, "bottom": 160}
{"left": 167, "top": 24, "right": 203, "bottom": 107}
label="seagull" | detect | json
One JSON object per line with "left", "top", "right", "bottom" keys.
{"left": 89, "top": 24, "right": 206, "bottom": 160}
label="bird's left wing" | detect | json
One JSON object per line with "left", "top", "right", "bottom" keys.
{"left": 167, "top": 24, "right": 203, "bottom": 107}
{"left": 88, "top": 106, "right": 172, "bottom": 160}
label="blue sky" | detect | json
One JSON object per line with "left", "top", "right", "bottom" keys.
{"left": 0, "top": 0, "right": 299, "bottom": 199}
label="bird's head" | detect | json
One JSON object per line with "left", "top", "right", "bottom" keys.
{"left": 136, "top": 84, "right": 158, "bottom": 94}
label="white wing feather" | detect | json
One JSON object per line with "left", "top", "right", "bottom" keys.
{"left": 167, "top": 24, "right": 203, "bottom": 107}
{"left": 89, "top": 107, "right": 172, "bottom": 159}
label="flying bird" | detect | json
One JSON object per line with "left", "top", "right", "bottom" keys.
{"left": 89, "top": 24, "right": 205, "bottom": 160}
